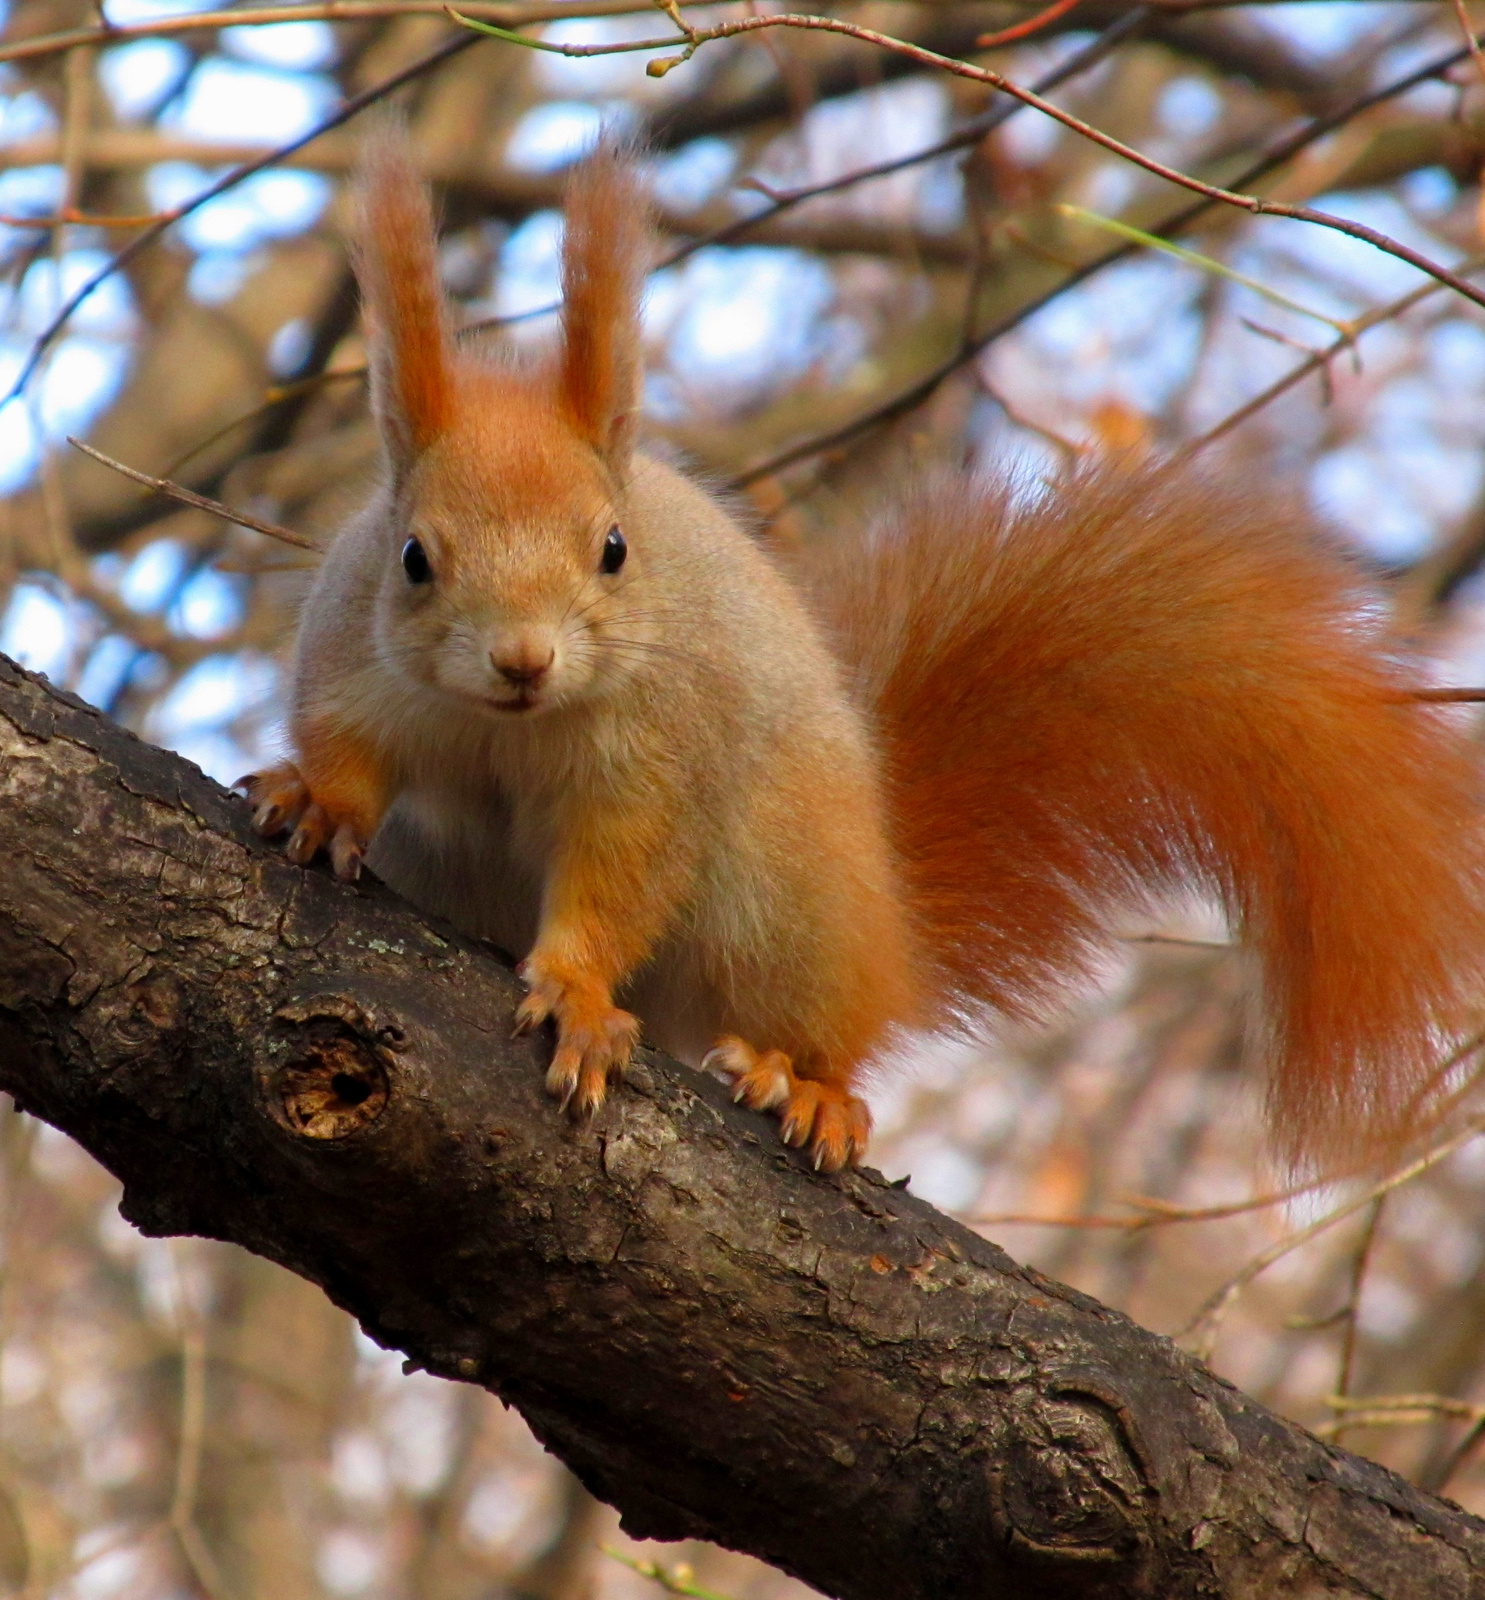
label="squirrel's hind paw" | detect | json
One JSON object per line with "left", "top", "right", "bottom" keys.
{"left": 238, "top": 764, "right": 368, "bottom": 881}
{"left": 703, "top": 1036, "right": 870, "bottom": 1172}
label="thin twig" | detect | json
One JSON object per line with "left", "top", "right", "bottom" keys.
{"left": 733, "top": 26, "right": 1485, "bottom": 486}
{"left": 3, "top": 28, "right": 484, "bottom": 405}
{"left": 1453, "top": 0, "right": 1485, "bottom": 86}
{"left": 1179, "top": 1114, "right": 1485, "bottom": 1362}
{"left": 164, "top": 23, "right": 1148, "bottom": 486}
{"left": 154, "top": 370, "right": 366, "bottom": 488}
{"left": 971, "top": 1178, "right": 1326, "bottom": 1231}
{"left": 452, "top": 10, "right": 1485, "bottom": 314}
{"left": 0, "top": 209, "right": 169, "bottom": 229}
{"left": 27, "top": 0, "right": 1146, "bottom": 475}
{"left": 457, "top": 2, "right": 1155, "bottom": 332}
{"left": 975, "top": 373, "right": 1081, "bottom": 463}
{"left": 1057, "top": 202, "right": 1354, "bottom": 337}
{"left": 976, "top": 0, "right": 1085, "bottom": 51}
{"left": 1182, "top": 254, "right": 1485, "bottom": 454}
{"left": 1238, "top": 319, "right": 1336, "bottom": 407}
{"left": 166, "top": 1242, "right": 231, "bottom": 1600}
{"left": 604, "top": 1547, "right": 735, "bottom": 1600}
{"left": 67, "top": 439, "right": 318, "bottom": 552}
{"left": 1328, "top": 1194, "right": 1385, "bottom": 1444}
{"left": 1428, "top": 1410, "right": 1485, "bottom": 1492}
{"left": 0, "top": 0, "right": 716, "bottom": 68}
{"left": 34, "top": 42, "right": 96, "bottom": 590}
{"left": 1329, "top": 1392, "right": 1483, "bottom": 1418}
{"left": 58, "top": 44, "right": 93, "bottom": 227}
{"left": 1318, "top": 1393, "right": 1485, "bottom": 1439}
{"left": 678, "top": 5, "right": 1151, "bottom": 261}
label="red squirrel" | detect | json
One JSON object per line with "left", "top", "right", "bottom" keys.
{"left": 243, "top": 130, "right": 1485, "bottom": 1174}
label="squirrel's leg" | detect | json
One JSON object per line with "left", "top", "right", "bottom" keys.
{"left": 240, "top": 720, "right": 387, "bottom": 883}
{"left": 703, "top": 1037, "right": 871, "bottom": 1173}
{"left": 516, "top": 793, "right": 690, "bottom": 1120}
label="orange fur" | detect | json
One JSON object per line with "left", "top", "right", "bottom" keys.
{"left": 267, "top": 133, "right": 1485, "bottom": 1176}
{"left": 355, "top": 126, "right": 455, "bottom": 462}
{"left": 558, "top": 143, "right": 648, "bottom": 473}
{"left": 704, "top": 1037, "right": 872, "bottom": 1168}
{"left": 242, "top": 719, "right": 388, "bottom": 880}
{"left": 802, "top": 463, "right": 1485, "bottom": 1171}
{"left": 517, "top": 765, "right": 696, "bottom": 1115}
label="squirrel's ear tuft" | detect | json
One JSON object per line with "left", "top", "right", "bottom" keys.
{"left": 559, "top": 143, "right": 650, "bottom": 478}
{"left": 354, "top": 122, "right": 455, "bottom": 471}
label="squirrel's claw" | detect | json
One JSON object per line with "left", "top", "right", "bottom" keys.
{"left": 512, "top": 978, "right": 553, "bottom": 1039}
{"left": 329, "top": 826, "right": 364, "bottom": 882}
{"left": 240, "top": 763, "right": 369, "bottom": 882}
{"left": 704, "top": 1035, "right": 869, "bottom": 1173}
{"left": 545, "top": 1047, "right": 611, "bottom": 1119}
{"left": 286, "top": 802, "right": 330, "bottom": 865}
{"left": 252, "top": 796, "right": 292, "bottom": 835}
{"left": 704, "top": 1038, "right": 792, "bottom": 1111}
{"left": 520, "top": 961, "right": 639, "bottom": 1118}
{"left": 542, "top": 1019, "right": 638, "bottom": 1118}
{"left": 240, "top": 765, "right": 311, "bottom": 839}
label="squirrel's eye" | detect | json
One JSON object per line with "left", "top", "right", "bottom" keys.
{"left": 402, "top": 537, "right": 432, "bottom": 585}
{"left": 601, "top": 525, "right": 627, "bottom": 575}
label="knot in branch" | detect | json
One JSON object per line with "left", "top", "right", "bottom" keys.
{"left": 992, "top": 1375, "right": 1154, "bottom": 1577}
{"left": 263, "top": 992, "right": 397, "bottom": 1140}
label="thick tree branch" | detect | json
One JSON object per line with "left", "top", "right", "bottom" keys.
{"left": 2, "top": 652, "right": 1483, "bottom": 1600}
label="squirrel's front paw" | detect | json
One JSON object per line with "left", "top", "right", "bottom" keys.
{"left": 238, "top": 763, "right": 368, "bottom": 882}
{"left": 515, "top": 960, "right": 640, "bottom": 1118}
{"left": 703, "top": 1036, "right": 870, "bottom": 1172}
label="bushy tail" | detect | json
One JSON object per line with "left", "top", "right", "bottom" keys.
{"left": 800, "top": 459, "right": 1485, "bottom": 1170}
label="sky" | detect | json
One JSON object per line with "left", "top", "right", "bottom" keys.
{"left": 3, "top": 0, "right": 1484, "bottom": 787}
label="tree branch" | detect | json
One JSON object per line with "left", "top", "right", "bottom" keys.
{"left": 0, "top": 0, "right": 718, "bottom": 69}
{"left": 2, "top": 651, "right": 1483, "bottom": 1600}
{"left": 734, "top": 25, "right": 1482, "bottom": 484}
{"left": 457, "top": 11, "right": 1485, "bottom": 316}
{"left": 0, "top": 27, "right": 484, "bottom": 408}
{"left": 645, "top": 1, "right": 1347, "bottom": 149}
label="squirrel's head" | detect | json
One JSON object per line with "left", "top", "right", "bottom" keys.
{"left": 355, "top": 127, "right": 654, "bottom": 718}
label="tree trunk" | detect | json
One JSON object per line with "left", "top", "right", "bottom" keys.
{"left": 1, "top": 651, "right": 1481, "bottom": 1600}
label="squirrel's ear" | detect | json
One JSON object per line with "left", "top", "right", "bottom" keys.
{"left": 354, "top": 124, "right": 454, "bottom": 471}
{"left": 559, "top": 143, "right": 649, "bottom": 478}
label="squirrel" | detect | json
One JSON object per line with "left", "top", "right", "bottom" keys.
{"left": 242, "top": 128, "right": 1485, "bottom": 1175}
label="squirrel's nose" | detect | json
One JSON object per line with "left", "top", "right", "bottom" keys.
{"left": 491, "top": 642, "right": 555, "bottom": 688}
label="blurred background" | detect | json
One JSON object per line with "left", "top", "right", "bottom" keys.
{"left": 6, "top": 0, "right": 1485, "bottom": 1593}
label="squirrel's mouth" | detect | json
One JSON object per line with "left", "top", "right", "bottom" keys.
{"left": 488, "top": 692, "right": 541, "bottom": 714}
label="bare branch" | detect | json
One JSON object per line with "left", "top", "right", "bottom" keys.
{"left": 734, "top": 29, "right": 1484, "bottom": 485}
{"left": 2, "top": 28, "right": 482, "bottom": 406}
{"left": 66, "top": 439, "right": 319, "bottom": 552}
{"left": 1180, "top": 1113, "right": 1485, "bottom": 1362}
{"left": 0, "top": 0, "right": 719, "bottom": 69}
{"left": 454, "top": 10, "right": 1485, "bottom": 311}
{"left": 654, "top": 6, "right": 1153, "bottom": 269}
{"left": 1182, "top": 258, "right": 1485, "bottom": 455}
{"left": 976, "top": 0, "right": 1094, "bottom": 50}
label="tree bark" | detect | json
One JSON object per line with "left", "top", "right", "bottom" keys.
{"left": 1, "top": 650, "right": 1482, "bottom": 1600}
